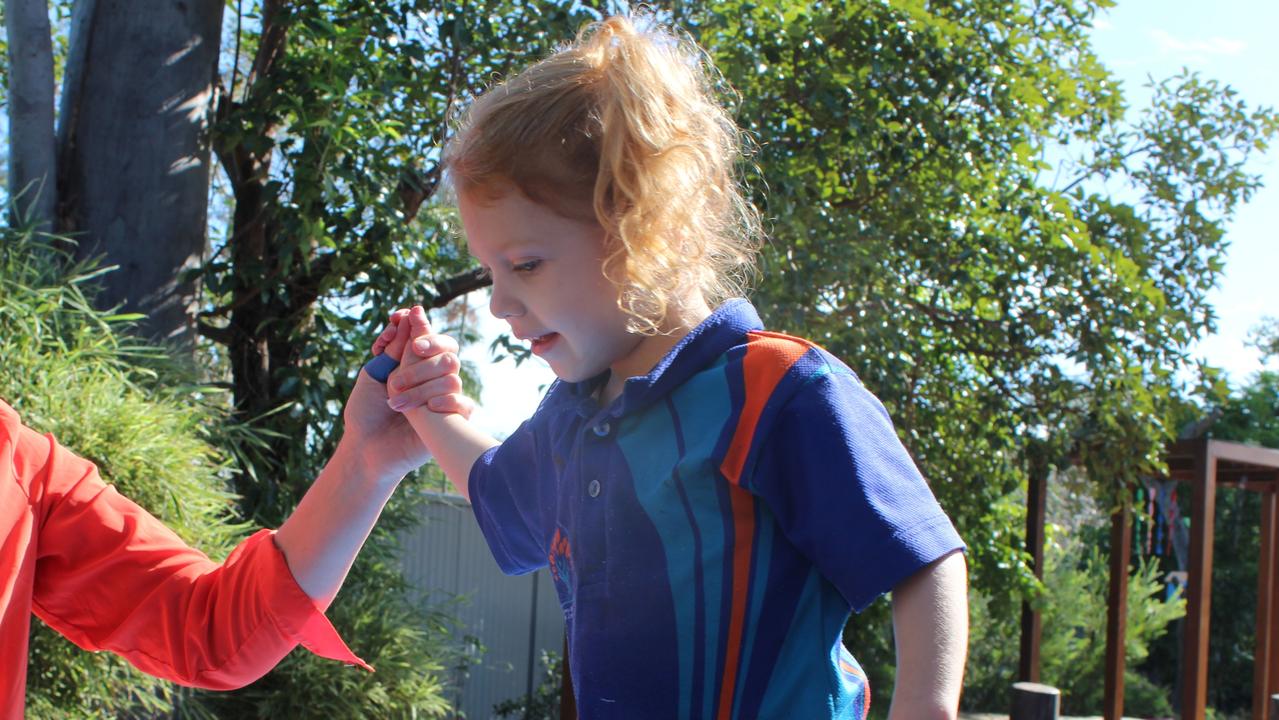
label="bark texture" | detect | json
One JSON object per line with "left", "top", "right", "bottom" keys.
{"left": 5, "top": 0, "right": 58, "bottom": 233}
{"left": 58, "top": 0, "right": 225, "bottom": 347}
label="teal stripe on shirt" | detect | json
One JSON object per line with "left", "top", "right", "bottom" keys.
{"left": 616, "top": 409, "right": 693, "bottom": 717}
{"left": 666, "top": 362, "right": 733, "bottom": 719}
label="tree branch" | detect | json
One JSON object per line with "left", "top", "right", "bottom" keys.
{"left": 430, "top": 268, "right": 491, "bottom": 308}
{"left": 197, "top": 319, "right": 235, "bottom": 346}
{"left": 245, "top": 0, "right": 289, "bottom": 95}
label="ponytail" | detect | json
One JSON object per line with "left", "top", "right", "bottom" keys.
{"left": 445, "top": 14, "right": 760, "bottom": 334}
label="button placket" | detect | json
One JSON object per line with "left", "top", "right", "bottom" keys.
{"left": 585, "top": 417, "right": 612, "bottom": 499}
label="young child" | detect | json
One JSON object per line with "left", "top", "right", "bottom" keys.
{"left": 375, "top": 15, "right": 967, "bottom": 719}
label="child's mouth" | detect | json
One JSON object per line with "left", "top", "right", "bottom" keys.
{"left": 529, "top": 333, "right": 560, "bottom": 355}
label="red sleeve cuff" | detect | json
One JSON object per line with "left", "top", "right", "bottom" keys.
{"left": 251, "top": 529, "right": 374, "bottom": 673}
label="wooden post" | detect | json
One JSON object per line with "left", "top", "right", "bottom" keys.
{"left": 1103, "top": 499, "right": 1132, "bottom": 720}
{"left": 1019, "top": 458, "right": 1049, "bottom": 682}
{"left": 1255, "top": 490, "right": 1278, "bottom": 720}
{"left": 1268, "top": 476, "right": 1279, "bottom": 718}
{"left": 1011, "top": 681, "right": 1060, "bottom": 720}
{"left": 1183, "top": 439, "right": 1217, "bottom": 720}
{"left": 1272, "top": 526, "right": 1279, "bottom": 719}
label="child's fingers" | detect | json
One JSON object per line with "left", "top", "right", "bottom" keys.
{"left": 427, "top": 393, "right": 477, "bottom": 419}
{"left": 387, "top": 374, "right": 464, "bottom": 413}
{"left": 389, "top": 352, "right": 461, "bottom": 394}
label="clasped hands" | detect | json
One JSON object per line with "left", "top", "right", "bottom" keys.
{"left": 369, "top": 305, "right": 471, "bottom": 417}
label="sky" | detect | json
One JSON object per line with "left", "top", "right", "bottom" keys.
{"left": 460, "top": 0, "right": 1279, "bottom": 438}
{"left": 1088, "top": 0, "right": 1279, "bottom": 382}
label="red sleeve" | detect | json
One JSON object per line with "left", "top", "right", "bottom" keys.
{"left": 24, "top": 424, "right": 372, "bottom": 689}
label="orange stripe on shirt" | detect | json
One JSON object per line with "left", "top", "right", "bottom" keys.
{"left": 714, "top": 331, "right": 811, "bottom": 718}
{"left": 719, "top": 331, "right": 812, "bottom": 486}
{"left": 716, "top": 486, "right": 756, "bottom": 720}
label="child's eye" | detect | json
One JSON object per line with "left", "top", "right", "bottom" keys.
{"left": 512, "top": 259, "right": 542, "bottom": 273}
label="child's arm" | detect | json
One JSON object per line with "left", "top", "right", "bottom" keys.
{"left": 887, "top": 549, "right": 969, "bottom": 720}
{"left": 385, "top": 305, "right": 500, "bottom": 501}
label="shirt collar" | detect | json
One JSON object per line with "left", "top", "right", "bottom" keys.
{"left": 561, "top": 298, "right": 764, "bottom": 420}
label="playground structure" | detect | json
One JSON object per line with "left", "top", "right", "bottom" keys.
{"left": 1019, "top": 437, "right": 1279, "bottom": 720}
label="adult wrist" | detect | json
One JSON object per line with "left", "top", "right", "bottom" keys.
{"left": 330, "top": 436, "right": 406, "bottom": 489}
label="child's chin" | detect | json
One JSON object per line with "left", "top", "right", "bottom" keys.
{"left": 552, "top": 363, "right": 608, "bottom": 385}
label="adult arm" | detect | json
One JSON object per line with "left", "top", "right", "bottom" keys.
{"left": 886, "top": 550, "right": 969, "bottom": 720}
{"left": 274, "top": 308, "right": 473, "bottom": 604}
{"left": 26, "top": 421, "right": 369, "bottom": 688}
{"left": 24, "top": 324, "right": 468, "bottom": 687}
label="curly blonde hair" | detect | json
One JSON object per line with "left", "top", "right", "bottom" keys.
{"left": 443, "top": 14, "right": 761, "bottom": 334}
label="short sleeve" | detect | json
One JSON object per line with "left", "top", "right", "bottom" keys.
{"left": 469, "top": 419, "right": 555, "bottom": 575}
{"left": 745, "top": 368, "right": 964, "bottom": 612}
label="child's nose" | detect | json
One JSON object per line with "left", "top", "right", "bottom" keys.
{"left": 488, "top": 281, "right": 524, "bottom": 319}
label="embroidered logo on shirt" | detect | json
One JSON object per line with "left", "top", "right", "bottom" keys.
{"left": 548, "top": 527, "right": 576, "bottom": 620}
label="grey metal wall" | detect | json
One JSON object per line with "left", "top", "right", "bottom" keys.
{"left": 400, "top": 494, "right": 564, "bottom": 719}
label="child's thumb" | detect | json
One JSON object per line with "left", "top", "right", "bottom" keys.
{"left": 402, "top": 306, "right": 433, "bottom": 364}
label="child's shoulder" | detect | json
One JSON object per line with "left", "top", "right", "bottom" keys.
{"left": 717, "top": 327, "right": 875, "bottom": 486}
{"left": 731, "top": 327, "right": 858, "bottom": 395}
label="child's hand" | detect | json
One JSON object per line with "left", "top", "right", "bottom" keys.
{"left": 387, "top": 306, "right": 470, "bottom": 416}
{"left": 370, "top": 308, "right": 473, "bottom": 417}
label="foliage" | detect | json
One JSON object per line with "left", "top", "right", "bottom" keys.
{"left": 493, "top": 650, "right": 564, "bottom": 720}
{"left": 1250, "top": 317, "right": 1279, "bottom": 362}
{"left": 1213, "top": 370, "right": 1279, "bottom": 448}
{"left": 0, "top": 230, "right": 243, "bottom": 717}
{"left": 1041, "top": 549, "right": 1182, "bottom": 716}
{"left": 963, "top": 484, "right": 1184, "bottom": 717}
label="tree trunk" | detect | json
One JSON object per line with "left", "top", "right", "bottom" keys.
{"left": 57, "top": 0, "right": 225, "bottom": 349}
{"left": 5, "top": 0, "right": 58, "bottom": 233}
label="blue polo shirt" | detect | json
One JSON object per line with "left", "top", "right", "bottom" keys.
{"left": 469, "top": 299, "right": 964, "bottom": 719}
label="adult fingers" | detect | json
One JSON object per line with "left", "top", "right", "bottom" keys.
{"left": 383, "top": 308, "right": 413, "bottom": 360}
{"left": 371, "top": 308, "right": 410, "bottom": 357}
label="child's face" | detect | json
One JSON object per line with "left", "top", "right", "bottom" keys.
{"left": 458, "top": 188, "right": 652, "bottom": 388}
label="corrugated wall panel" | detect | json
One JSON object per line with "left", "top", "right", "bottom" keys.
{"left": 400, "top": 494, "right": 564, "bottom": 719}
